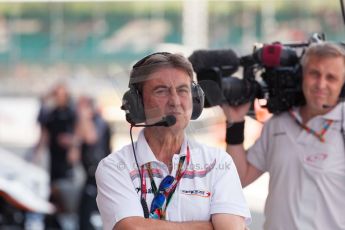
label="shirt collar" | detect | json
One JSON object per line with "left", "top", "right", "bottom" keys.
{"left": 135, "top": 129, "right": 188, "bottom": 167}
{"left": 293, "top": 102, "right": 345, "bottom": 122}
{"left": 322, "top": 102, "right": 344, "bottom": 121}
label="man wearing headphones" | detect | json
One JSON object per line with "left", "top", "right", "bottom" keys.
{"left": 223, "top": 42, "right": 345, "bottom": 229}
{"left": 96, "top": 52, "right": 251, "bottom": 229}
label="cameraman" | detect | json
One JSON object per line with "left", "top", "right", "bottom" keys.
{"left": 223, "top": 42, "right": 345, "bottom": 230}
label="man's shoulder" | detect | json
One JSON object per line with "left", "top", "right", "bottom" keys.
{"left": 270, "top": 110, "right": 290, "bottom": 121}
{"left": 100, "top": 144, "right": 133, "bottom": 165}
{"left": 263, "top": 110, "right": 291, "bottom": 128}
{"left": 95, "top": 144, "right": 137, "bottom": 181}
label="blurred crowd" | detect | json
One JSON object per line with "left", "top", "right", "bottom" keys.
{"left": 26, "top": 82, "right": 112, "bottom": 230}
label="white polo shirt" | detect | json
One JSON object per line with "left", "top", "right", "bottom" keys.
{"left": 96, "top": 130, "right": 251, "bottom": 230}
{"left": 248, "top": 103, "right": 345, "bottom": 230}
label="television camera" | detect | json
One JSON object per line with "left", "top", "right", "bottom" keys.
{"left": 189, "top": 33, "right": 327, "bottom": 114}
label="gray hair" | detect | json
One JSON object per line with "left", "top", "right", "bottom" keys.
{"left": 129, "top": 52, "right": 194, "bottom": 92}
{"left": 301, "top": 42, "right": 345, "bottom": 69}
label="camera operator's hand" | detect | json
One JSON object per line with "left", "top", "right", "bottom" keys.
{"left": 221, "top": 102, "right": 251, "bottom": 123}
{"left": 254, "top": 99, "right": 272, "bottom": 123}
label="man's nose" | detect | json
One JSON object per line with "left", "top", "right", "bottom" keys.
{"left": 168, "top": 89, "right": 180, "bottom": 105}
{"left": 317, "top": 76, "right": 327, "bottom": 89}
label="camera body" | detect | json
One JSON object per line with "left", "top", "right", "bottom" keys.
{"left": 189, "top": 33, "right": 325, "bottom": 114}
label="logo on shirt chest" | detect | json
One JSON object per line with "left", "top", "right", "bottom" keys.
{"left": 304, "top": 152, "right": 328, "bottom": 168}
{"left": 305, "top": 153, "right": 328, "bottom": 163}
{"left": 181, "top": 190, "right": 211, "bottom": 198}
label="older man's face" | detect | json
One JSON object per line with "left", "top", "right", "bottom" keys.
{"left": 302, "top": 55, "right": 345, "bottom": 114}
{"left": 141, "top": 67, "right": 193, "bottom": 131}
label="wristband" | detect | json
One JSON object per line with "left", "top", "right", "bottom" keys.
{"left": 225, "top": 121, "right": 245, "bottom": 145}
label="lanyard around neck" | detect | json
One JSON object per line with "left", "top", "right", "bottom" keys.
{"left": 140, "top": 145, "right": 190, "bottom": 216}
{"left": 289, "top": 110, "right": 333, "bottom": 143}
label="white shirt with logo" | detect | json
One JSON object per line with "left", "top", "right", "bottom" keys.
{"left": 248, "top": 104, "right": 345, "bottom": 230}
{"left": 96, "top": 130, "right": 251, "bottom": 230}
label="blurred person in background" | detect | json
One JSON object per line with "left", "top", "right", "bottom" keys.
{"left": 96, "top": 52, "right": 251, "bottom": 230}
{"left": 33, "top": 82, "right": 80, "bottom": 229}
{"left": 68, "top": 95, "right": 112, "bottom": 230}
{"left": 24, "top": 85, "right": 57, "bottom": 230}
{"left": 37, "top": 87, "right": 56, "bottom": 132}
{"left": 222, "top": 42, "right": 345, "bottom": 230}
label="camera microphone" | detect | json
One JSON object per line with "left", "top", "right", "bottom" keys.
{"left": 132, "top": 115, "right": 176, "bottom": 127}
{"left": 188, "top": 49, "right": 240, "bottom": 77}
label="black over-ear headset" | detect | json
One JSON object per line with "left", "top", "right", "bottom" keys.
{"left": 121, "top": 52, "right": 205, "bottom": 125}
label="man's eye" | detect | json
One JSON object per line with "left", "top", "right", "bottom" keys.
{"left": 178, "top": 88, "right": 189, "bottom": 94}
{"left": 310, "top": 69, "right": 321, "bottom": 77}
{"left": 154, "top": 89, "right": 169, "bottom": 96}
{"left": 326, "top": 75, "right": 337, "bottom": 82}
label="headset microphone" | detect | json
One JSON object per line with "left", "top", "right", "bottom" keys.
{"left": 132, "top": 115, "right": 176, "bottom": 127}
{"left": 323, "top": 94, "right": 345, "bottom": 109}
{"left": 322, "top": 104, "right": 332, "bottom": 109}
{"left": 322, "top": 99, "right": 345, "bottom": 109}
